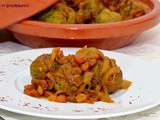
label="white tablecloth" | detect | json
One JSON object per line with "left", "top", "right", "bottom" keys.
{"left": 0, "top": 24, "right": 160, "bottom": 120}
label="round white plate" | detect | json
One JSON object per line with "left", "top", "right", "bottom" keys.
{"left": 0, "top": 48, "right": 160, "bottom": 119}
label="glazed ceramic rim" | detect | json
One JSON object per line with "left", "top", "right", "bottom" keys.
{"left": 8, "top": 0, "right": 160, "bottom": 39}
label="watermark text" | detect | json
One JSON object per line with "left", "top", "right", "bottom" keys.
{"left": 0, "top": 4, "right": 29, "bottom": 8}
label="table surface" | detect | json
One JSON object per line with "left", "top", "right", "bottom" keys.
{"left": 0, "top": 24, "right": 160, "bottom": 120}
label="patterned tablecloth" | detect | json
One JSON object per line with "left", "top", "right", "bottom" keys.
{"left": 0, "top": 24, "right": 160, "bottom": 120}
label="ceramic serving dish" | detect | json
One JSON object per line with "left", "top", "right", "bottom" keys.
{"left": 0, "top": 48, "right": 160, "bottom": 119}
{"left": 8, "top": 0, "right": 160, "bottom": 49}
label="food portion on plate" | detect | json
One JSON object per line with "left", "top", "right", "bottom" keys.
{"left": 24, "top": 47, "right": 131, "bottom": 103}
{"left": 37, "top": 0, "right": 151, "bottom": 24}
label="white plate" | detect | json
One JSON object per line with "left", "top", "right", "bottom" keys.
{"left": 0, "top": 48, "right": 160, "bottom": 119}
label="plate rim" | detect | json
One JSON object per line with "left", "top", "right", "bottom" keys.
{"left": 0, "top": 101, "right": 160, "bottom": 119}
